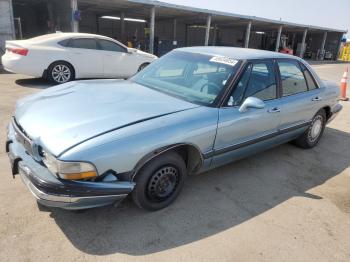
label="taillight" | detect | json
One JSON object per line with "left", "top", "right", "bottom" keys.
{"left": 8, "top": 48, "right": 28, "bottom": 56}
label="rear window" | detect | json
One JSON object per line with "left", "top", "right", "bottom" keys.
{"left": 98, "top": 39, "right": 126, "bottom": 52}
{"left": 58, "top": 39, "right": 70, "bottom": 47}
{"left": 69, "top": 38, "right": 98, "bottom": 50}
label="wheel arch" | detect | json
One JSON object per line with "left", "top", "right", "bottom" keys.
{"left": 322, "top": 106, "right": 331, "bottom": 121}
{"left": 138, "top": 62, "right": 150, "bottom": 72}
{"left": 132, "top": 143, "right": 204, "bottom": 180}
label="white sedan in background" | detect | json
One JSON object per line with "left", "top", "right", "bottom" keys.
{"left": 1, "top": 32, "right": 157, "bottom": 84}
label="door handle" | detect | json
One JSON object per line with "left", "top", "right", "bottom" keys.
{"left": 312, "top": 96, "right": 322, "bottom": 101}
{"left": 268, "top": 107, "right": 281, "bottom": 113}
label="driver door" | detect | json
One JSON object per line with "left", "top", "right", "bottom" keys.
{"left": 212, "top": 60, "right": 283, "bottom": 167}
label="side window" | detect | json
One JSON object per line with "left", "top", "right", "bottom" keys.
{"left": 244, "top": 62, "right": 277, "bottom": 101}
{"left": 278, "top": 61, "right": 308, "bottom": 96}
{"left": 229, "top": 64, "right": 252, "bottom": 106}
{"left": 99, "top": 39, "right": 126, "bottom": 52}
{"left": 300, "top": 63, "right": 318, "bottom": 90}
{"left": 69, "top": 38, "right": 98, "bottom": 50}
{"left": 229, "top": 61, "right": 276, "bottom": 106}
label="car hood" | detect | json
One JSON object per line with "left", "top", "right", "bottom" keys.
{"left": 15, "top": 79, "right": 198, "bottom": 156}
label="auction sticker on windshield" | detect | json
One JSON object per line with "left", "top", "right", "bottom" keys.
{"left": 210, "top": 56, "right": 238, "bottom": 67}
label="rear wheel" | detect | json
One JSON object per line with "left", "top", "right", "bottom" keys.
{"left": 132, "top": 152, "right": 187, "bottom": 211}
{"left": 293, "top": 109, "right": 326, "bottom": 149}
{"left": 47, "top": 61, "right": 74, "bottom": 84}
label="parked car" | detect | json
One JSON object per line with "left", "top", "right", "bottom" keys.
{"left": 1, "top": 32, "right": 157, "bottom": 84}
{"left": 6, "top": 47, "right": 342, "bottom": 211}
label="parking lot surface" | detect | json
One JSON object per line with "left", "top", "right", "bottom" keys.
{"left": 1, "top": 63, "right": 350, "bottom": 262}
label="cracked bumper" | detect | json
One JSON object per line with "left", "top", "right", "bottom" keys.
{"left": 6, "top": 124, "right": 135, "bottom": 210}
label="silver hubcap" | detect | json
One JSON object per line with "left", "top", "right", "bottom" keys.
{"left": 52, "top": 64, "right": 71, "bottom": 83}
{"left": 308, "top": 116, "right": 323, "bottom": 142}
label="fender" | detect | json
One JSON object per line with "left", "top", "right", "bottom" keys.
{"left": 132, "top": 143, "right": 204, "bottom": 180}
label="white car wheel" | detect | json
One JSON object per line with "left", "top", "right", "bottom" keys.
{"left": 52, "top": 65, "right": 71, "bottom": 83}
{"left": 48, "top": 62, "right": 74, "bottom": 84}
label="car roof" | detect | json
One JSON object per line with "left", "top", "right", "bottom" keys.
{"left": 176, "top": 46, "right": 301, "bottom": 61}
{"left": 28, "top": 32, "right": 98, "bottom": 41}
{"left": 52, "top": 32, "right": 111, "bottom": 39}
{"left": 28, "top": 32, "right": 126, "bottom": 48}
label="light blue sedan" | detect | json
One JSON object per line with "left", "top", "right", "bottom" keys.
{"left": 6, "top": 47, "right": 342, "bottom": 211}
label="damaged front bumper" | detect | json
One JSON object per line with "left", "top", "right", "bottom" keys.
{"left": 6, "top": 123, "right": 135, "bottom": 210}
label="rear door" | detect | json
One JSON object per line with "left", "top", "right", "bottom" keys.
{"left": 212, "top": 59, "right": 283, "bottom": 167}
{"left": 66, "top": 38, "right": 104, "bottom": 78}
{"left": 97, "top": 39, "right": 137, "bottom": 78}
{"left": 276, "top": 59, "right": 322, "bottom": 131}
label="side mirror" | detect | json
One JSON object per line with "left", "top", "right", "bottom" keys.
{"left": 239, "top": 97, "right": 265, "bottom": 113}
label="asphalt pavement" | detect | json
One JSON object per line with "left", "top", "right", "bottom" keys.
{"left": 0, "top": 63, "right": 350, "bottom": 262}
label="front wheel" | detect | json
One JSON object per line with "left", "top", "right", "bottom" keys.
{"left": 293, "top": 109, "right": 326, "bottom": 149}
{"left": 137, "top": 63, "right": 149, "bottom": 72}
{"left": 132, "top": 152, "right": 187, "bottom": 211}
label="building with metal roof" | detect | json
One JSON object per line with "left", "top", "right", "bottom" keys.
{"left": 1, "top": 0, "right": 348, "bottom": 61}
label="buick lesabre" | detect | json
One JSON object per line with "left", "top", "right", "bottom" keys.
{"left": 6, "top": 47, "right": 342, "bottom": 211}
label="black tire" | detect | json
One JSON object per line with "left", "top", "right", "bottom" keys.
{"left": 47, "top": 61, "right": 75, "bottom": 84}
{"left": 132, "top": 152, "right": 187, "bottom": 211}
{"left": 293, "top": 109, "right": 326, "bottom": 149}
{"left": 137, "top": 63, "right": 149, "bottom": 72}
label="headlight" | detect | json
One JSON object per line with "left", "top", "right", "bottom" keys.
{"left": 42, "top": 151, "right": 97, "bottom": 180}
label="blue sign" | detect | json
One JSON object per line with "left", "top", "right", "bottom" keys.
{"left": 73, "top": 10, "right": 81, "bottom": 21}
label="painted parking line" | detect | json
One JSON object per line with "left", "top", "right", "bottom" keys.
{"left": 311, "top": 65, "right": 342, "bottom": 69}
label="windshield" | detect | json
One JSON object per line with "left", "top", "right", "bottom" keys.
{"left": 131, "top": 51, "right": 241, "bottom": 106}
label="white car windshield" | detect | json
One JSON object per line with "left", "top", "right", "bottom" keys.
{"left": 131, "top": 51, "right": 241, "bottom": 106}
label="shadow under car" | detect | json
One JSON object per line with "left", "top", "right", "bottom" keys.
{"left": 42, "top": 127, "right": 350, "bottom": 256}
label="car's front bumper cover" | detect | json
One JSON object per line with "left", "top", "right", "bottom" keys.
{"left": 6, "top": 123, "right": 135, "bottom": 210}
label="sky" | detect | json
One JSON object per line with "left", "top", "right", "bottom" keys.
{"left": 163, "top": 0, "right": 350, "bottom": 38}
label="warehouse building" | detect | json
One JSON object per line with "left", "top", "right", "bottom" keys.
{"left": 0, "top": 0, "right": 347, "bottom": 60}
